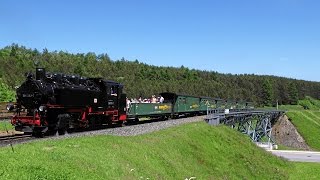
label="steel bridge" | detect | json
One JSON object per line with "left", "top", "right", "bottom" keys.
{"left": 205, "top": 109, "right": 285, "bottom": 145}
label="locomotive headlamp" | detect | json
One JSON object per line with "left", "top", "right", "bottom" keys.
{"left": 39, "top": 106, "right": 46, "bottom": 112}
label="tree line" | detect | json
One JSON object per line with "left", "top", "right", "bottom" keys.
{"left": 0, "top": 44, "right": 319, "bottom": 106}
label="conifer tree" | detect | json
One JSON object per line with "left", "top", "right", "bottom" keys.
{"left": 262, "top": 79, "right": 273, "bottom": 106}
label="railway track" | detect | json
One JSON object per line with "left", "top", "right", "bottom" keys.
{"left": 0, "top": 117, "right": 12, "bottom": 121}
{"left": 0, "top": 108, "right": 12, "bottom": 120}
{"left": 0, "top": 109, "right": 14, "bottom": 121}
{"left": 0, "top": 134, "right": 35, "bottom": 147}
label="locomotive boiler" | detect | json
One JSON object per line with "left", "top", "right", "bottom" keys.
{"left": 11, "top": 68, "right": 127, "bottom": 136}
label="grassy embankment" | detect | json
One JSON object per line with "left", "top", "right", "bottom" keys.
{"left": 0, "top": 121, "right": 320, "bottom": 179}
{"left": 279, "top": 97, "right": 320, "bottom": 151}
{"left": 0, "top": 122, "right": 293, "bottom": 179}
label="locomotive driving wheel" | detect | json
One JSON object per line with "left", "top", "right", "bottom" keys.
{"left": 55, "top": 114, "right": 71, "bottom": 135}
{"left": 32, "top": 131, "right": 44, "bottom": 138}
{"left": 115, "top": 120, "right": 125, "bottom": 127}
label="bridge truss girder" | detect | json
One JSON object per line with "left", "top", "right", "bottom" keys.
{"left": 206, "top": 110, "right": 284, "bottom": 143}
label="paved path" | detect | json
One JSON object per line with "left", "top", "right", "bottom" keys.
{"left": 269, "top": 150, "right": 320, "bottom": 163}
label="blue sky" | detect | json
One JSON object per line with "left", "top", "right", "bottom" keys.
{"left": 1, "top": 0, "right": 319, "bottom": 81}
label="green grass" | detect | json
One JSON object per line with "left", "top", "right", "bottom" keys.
{"left": 275, "top": 97, "right": 320, "bottom": 112}
{"left": 277, "top": 144, "right": 301, "bottom": 151}
{"left": 289, "top": 162, "right": 320, "bottom": 180}
{"left": 286, "top": 111, "right": 320, "bottom": 150}
{"left": 0, "top": 121, "right": 13, "bottom": 131}
{"left": 298, "top": 96, "right": 320, "bottom": 110}
{"left": 0, "top": 122, "right": 292, "bottom": 179}
{"left": 278, "top": 104, "right": 305, "bottom": 111}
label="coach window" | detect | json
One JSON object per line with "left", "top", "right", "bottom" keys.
{"left": 180, "top": 97, "right": 186, "bottom": 104}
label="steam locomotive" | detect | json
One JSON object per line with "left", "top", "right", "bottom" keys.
{"left": 11, "top": 68, "right": 126, "bottom": 136}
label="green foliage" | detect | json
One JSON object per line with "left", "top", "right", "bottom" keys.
{"left": 0, "top": 79, "right": 15, "bottom": 102}
{"left": 288, "top": 82, "right": 299, "bottom": 105}
{"left": 262, "top": 79, "right": 274, "bottom": 106}
{"left": 0, "top": 122, "right": 292, "bottom": 179}
{"left": 1, "top": 44, "right": 320, "bottom": 105}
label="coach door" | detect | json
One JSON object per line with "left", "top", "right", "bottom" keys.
{"left": 176, "top": 97, "right": 187, "bottom": 112}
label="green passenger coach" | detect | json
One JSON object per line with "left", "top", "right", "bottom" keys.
{"left": 127, "top": 103, "right": 172, "bottom": 118}
{"left": 200, "top": 97, "right": 224, "bottom": 111}
{"left": 161, "top": 92, "right": 207, "bottom": 116}
{"left": 126, "top": 92, "right": 253, "bottom": 122}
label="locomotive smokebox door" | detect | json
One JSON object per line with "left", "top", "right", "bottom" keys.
{"left": 36, "top": 68, "right": 46, "bottom": 80}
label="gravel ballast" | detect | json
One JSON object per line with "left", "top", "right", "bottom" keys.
{"left": 52, "top": 116, "right": 205, "bottom": 140}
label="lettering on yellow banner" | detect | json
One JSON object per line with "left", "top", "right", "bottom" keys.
{"left": 210, "top": 105, "right": 216, "bottom": 108}
{"left": 158, "top": 105, "right": 171, "bottom": 110}
{"left": 190, "top": 104, "right": 200, "bottom": 109}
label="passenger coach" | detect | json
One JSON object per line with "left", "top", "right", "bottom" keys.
{"left": 127, "top": 92, "right": 223, "bottom": 121}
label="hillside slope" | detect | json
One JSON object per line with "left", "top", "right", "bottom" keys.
{"left": 280, "top": 97, "right": 320, "bottom": 150}
{"left": 286, "top": 111, "right": 320, "bottom": 150}
{"left": 0, "top": 122, "right": 292, "bottom": 179}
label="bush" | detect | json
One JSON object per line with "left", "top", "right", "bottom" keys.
{"left": 0, "top": 79, "right": 15, "bottom": 102}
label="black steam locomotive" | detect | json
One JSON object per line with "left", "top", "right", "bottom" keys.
{"left": 11, "top": 68, "right": 126, "bottom": 136}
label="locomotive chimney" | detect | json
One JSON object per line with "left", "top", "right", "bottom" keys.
{"left": 36, "top": 68, "right": 46, "bottom": 80}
